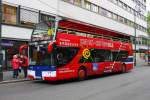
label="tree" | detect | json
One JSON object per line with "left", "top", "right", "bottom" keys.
{"left": 147, "top": 11, "right": 150, "bottom": 34}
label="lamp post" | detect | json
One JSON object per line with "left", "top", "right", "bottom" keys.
{"left": 134, "top": 3, "right": 141, "bottom": 67}
{"left": 148, "top": 39, "right": 150, "bottom": 65}
{"left": 134, "top": 10, "right": 137, "bottom": 66}
{"left": 0, "top": 0, "right": 3, "bottom": 81}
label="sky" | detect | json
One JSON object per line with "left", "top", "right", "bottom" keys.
{"left": 147, "top": 0, "right": 150, "bottom": 11}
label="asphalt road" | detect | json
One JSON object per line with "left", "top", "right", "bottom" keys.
{"left": 0, "top": 66, "right": 150, "bottom": 100}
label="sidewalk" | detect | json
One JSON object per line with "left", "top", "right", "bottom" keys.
{"left": 136, "top": 53, "right": 147, "bottom": 67}
{"left": 0, "top": 71, "right": 29, "bottom": 84}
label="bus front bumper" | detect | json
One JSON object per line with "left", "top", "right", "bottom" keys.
{"left": 27, "top": 66, "right": 57, "bottom": 81}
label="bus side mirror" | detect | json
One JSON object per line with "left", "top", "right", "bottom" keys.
{"left": 48, "top": 42, "right": 54, "bottom": 53}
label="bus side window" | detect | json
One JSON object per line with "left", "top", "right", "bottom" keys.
{"left": 56, "top": 47, "right": 79, "bottom": 66}
{"left": 112, "top": 51, "right": 128, "bottom": 61}
{"left": 79, "top": 49, "right": 111, "bottom": 63}
{"left": 94, "top": 49, "right": 111, "bottom": 62}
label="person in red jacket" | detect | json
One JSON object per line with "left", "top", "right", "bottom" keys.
{"left": 20, "top": 55, "right": 29, "bottom": 78}
{"left": 11, "top": 55, "right": 20, "bottom": 78}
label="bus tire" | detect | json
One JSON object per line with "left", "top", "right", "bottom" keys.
{"left": 122, "top": 64, "right": 126, "bottom": 73}
{"left": 78, "top": 67, "right": 87, "bottom": 81}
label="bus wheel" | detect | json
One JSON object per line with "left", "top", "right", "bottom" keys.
{"left": 122, "top": 64, "right": 126, "bottom": 73}
{"left": 78, "top": 68, "right": 87, "bottom": 81}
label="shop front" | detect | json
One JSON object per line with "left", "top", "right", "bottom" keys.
{"left": 1, "top": 39, "right": 28, "bottom": 71}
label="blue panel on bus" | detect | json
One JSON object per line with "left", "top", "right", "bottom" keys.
{"left": 29, "top": 66, "right": 56, "bottom": 78}
{"left": 29, "top": 66, "right": 56, "bottom": 71}
{"left": 122, "top": 58, "right": 133, "bottom": 62}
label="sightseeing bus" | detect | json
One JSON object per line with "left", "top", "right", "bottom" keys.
{"left": 20, "top": 18, "right": 133, "bottom": 81}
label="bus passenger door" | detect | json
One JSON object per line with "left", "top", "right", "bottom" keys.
{"left": 111, "top": 51, "right": 128, "bottom": 72}
{"left": 97, "top": 62, "right": 110, "bottom": 73}
{"left": 90, "top": 49, "right": 113, "bottom": 74}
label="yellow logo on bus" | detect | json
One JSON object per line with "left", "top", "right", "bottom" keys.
{"left": 82, "top": 49, "right": 91, "bottom": 59}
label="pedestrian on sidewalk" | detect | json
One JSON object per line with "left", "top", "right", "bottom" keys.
{"left": 11, "top": 55, "right": 20, "bottom": 79}
{"left": 20, "top": 55, "right": 29, "bottom": 78}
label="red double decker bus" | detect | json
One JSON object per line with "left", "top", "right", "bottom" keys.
{"left": 20, "top": 18, "right": 133, "bottom": 81}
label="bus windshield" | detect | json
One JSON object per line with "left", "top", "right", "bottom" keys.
{"left": 31, "top": 20, "right": 56, "bottom": 43}
{"left": 29, "top": 44, "right": 55, "bottom": 66}
{"left": 29, "top": 45, "right": 79, "bottom": 67}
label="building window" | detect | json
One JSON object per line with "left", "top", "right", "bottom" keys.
{"left": 130, "top": 9, "right": 134, "bottom": 14}
{"left": 127, "top": 6, "right": 131, "bottom": 12}
{"left": 41, "top": 14, "right": 55, "bottom": 22}
{"left": 91, "top": 4, "right": 99, "bottom": 13}
{"left": 2, "top": 4, "right": 17, "bottom": 24}
{"left": 123, "top": 4, "right": 127, "bottom": 10}
{"left": 107, "top": 11, "right": 113, "bottom": 18}
{"left": 99, "top": 8, "right": 108, "bottom": 17}
{"left": 110, "top": 0, "right": 118, "bottom": 4}
{"left": 114, "top": 0, "right": 118, "bottom": 4}
{"left": 118, "top": 16, "right": 124, "bottom": 23}
{"left": 144, "top": 16, "right": 147, "bottom": 21}
{"left": 84, "top": 1, "right": 91, "bottom": 10}
{"left": 130, "top": 21, "right": 134, "bottom": 27}
{"left": 124, "top": 18, "right": 128, "bottom": 24}
{"left": 20, "top": 8, "right": 39, "bottom": 26}
{"left": 63, "top": 0, "right": 74, "bottom": 3}
{"left": 135, "top": 24, "right": 138, "bottom": 29}
{"left": 109, "top": 0, "right": 146, "bottom": 21}
{"left": 118, "top": 0, "right": 123, "bottom": 8}
{"left": 74, "top": 0, "right": 82, "bottom": 6}
{"left": 112, "top": 13, "right": 118, "bottom": 20}
{"left": 127, "top": 20, "right": 131, "bottom": 26}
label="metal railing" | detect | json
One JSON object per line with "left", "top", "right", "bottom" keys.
{"left": 58, "top": 28, "right": 131, "bottom": 43}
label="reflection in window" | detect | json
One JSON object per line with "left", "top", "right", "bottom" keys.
{"left": 2, "top": 4, "right": 17, "bottom": 24}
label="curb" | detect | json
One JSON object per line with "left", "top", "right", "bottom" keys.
{"left": 0, "top": 79, "right": 30, "bottom": 84}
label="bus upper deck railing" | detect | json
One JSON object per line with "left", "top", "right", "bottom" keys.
{"left": 58, "top": 28, "right": 131, "bottom": 43}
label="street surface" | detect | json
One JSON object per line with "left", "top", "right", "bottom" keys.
{"left": 0, "top": 66, "right": 150, "bottom": 100}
